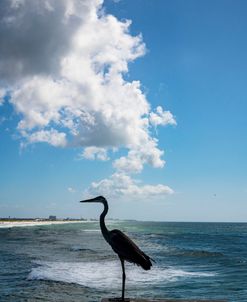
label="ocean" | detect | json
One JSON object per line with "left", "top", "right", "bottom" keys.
{"left": 0, "top": 221, "right": 246, "bottom": 302}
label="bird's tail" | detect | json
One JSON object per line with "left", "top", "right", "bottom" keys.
{"left": 140, "top": 252, "right": 154, "bottom": 270}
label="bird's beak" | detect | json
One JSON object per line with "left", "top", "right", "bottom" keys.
{"left": 79, "top": 196, "right": 101, "bottom": 203}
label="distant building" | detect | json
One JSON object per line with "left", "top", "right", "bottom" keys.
{"left": 49, "top": 215, "right": 56, "bottom": 221}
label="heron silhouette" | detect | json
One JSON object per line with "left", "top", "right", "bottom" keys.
{"left": 80, "top": 196, "right": 153, "bottom": 301}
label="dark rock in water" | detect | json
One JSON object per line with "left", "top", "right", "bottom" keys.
{"left": 70, "top": 246, "right": 96, "bottom": 252}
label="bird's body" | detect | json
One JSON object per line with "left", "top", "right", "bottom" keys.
{"left": 80, "top": 196, "right": 153, "bottom": 301}
{"left": 109, "top": 229, "right": 152, "bottom": 270}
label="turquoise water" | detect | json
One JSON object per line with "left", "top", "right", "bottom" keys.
{"left": 0, "top": 221, "right": 247, "bottom": 301}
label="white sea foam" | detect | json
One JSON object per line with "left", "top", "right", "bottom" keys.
{"left": 28, "top": 260, "right": 215, "bottom": 289}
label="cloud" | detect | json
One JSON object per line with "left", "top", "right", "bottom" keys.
{"left": 82, "top": 146, "right": 109, "bottom": 161}
{"left": 0, "top": 0, "right": 97, "bottom": 83}
{"left": 0, "top": 88, "right": 5, "bottom": 105}
{"left": 113, "top": 140, "right": 165, "bottom": 174}
{"left": 0, "top": 0, "right": 176, "bottom": 200}
{"left": 149, "top": 106, "right": 177, "bottom": 127}
{"left": 1, "top": 0, "right": 154, "bottom": 152}
{"left": 23, "top": 129, "right": 67, "bottom": 147}
{"left": 87, "top": 173, "right": 174, "bottom": 199}
{"left": 68, "top": 187, "right": 76, "bottom": 193}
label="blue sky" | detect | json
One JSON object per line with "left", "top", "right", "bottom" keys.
{"left": 0, "top": 0, "right": 247, "bottom": 222}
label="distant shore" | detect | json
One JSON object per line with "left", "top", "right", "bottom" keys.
{"left": 0, "top": 219, "right": 91, "bottom": 228}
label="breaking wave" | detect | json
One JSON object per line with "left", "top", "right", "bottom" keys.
{"left": 28, "top": 260, "right": 215, "bottom": 289}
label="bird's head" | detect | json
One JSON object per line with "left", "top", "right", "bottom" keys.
{"left": 79, "top": 195, "right": 106, "bottom": 204}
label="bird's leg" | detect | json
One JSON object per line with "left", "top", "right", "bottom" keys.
{"left": 120, "top": 258, "right": 126, "bottom": 301}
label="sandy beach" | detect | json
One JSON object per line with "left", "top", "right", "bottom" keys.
{"left": 0, "top": 220, "right": 87, "bottom": 228}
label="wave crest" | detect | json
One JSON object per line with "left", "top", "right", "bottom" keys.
{"left": 28, "top": 260, "right": 215, "bottom": 289}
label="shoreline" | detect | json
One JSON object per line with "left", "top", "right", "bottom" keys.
{"left": 0, "top": 220, "right": 91, "bottom": 228}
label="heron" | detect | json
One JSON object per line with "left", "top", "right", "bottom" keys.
{"left": 80, "top": 195, "right": 153, "bottom": 301}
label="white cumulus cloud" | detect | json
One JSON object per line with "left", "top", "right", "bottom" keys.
{"left": 87, "top": 173, "right": 174, "bottom": 199}
{"left": 0, "top": 0, "right": 176, "bottom": 200}
{"left": 82, "top": 146, "right": 109, "bottom": 161}
{"left": 149, "top": 106, "right": 177, "bottom": 127}
{"left": 113, "top": 140, "right": 165, "bottom": 174}
{"left": 25, "top": 129, "right": 67, "bottom": 147}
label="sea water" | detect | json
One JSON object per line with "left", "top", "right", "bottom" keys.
{"left": 0, "top": 221, "right": 246, "bottom": 301}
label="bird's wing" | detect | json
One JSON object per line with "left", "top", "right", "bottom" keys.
{"left": 109, "top": 229, "right": 152, "bottom": 270}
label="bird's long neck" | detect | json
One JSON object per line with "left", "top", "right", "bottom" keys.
{"left": 100, "top": 200, "right": 110, "bottom": 242}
